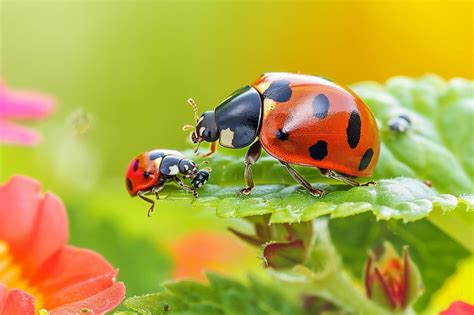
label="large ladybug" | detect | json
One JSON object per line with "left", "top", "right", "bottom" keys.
{"left": 184, "top": 73, "right": 380, "bottom": 196}
{"left": 125, "top": 149, "right": 210, "bottom": 216}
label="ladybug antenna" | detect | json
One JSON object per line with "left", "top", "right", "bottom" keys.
{"left": 187, "top": 98, "right": 200, "bottom": 124}
{"left": 182, "top": 125, "right": 194, "bottom": 131}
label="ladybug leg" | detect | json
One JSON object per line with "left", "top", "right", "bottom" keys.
{"left": 282, "top": 162, "right": 325, "bottom": 197}
{"left": 138, "top": 191, "right": 155, "bottom": 217}
{"left": 152, "top": 185, "right": 163, "bottom": 200}
{"left": 320, "top": 169, "right": 360, "bottom": 186}
{"left": 199, "top": 141, "right": 218, "bottom": 158}
{"left": 240, "top": 140, "right": 262, "bottom": 195}
{"left": 175, "top": 177, "right": 199, "bottom": 198}
{"left": 320, "top": 169, "right": 376, "bottom": 187}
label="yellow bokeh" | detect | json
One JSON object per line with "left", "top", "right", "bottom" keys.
{"left": 426, "top": 256, "right": 474, "bottom": 313}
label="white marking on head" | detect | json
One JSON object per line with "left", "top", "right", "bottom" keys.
{"left": 220, "top": 128, "right": 235, "bottom": 148}
{"left": 153, "top": 157, "right": 163, "bottom": 170}
{"left": 168, "top": 165, "right": 179, "bottom": 175}
{"left": 199, "top": 127, "right": 206, "bottom": 136}
{"left": 184, "top": 164, "right": 189, "bottom": 170}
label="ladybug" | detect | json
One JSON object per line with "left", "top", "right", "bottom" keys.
{"left": 125, "top": 149, "right": 210, "bottom": 216}
{"left": 183, "top": 72, "right": 380, "bottom": 196}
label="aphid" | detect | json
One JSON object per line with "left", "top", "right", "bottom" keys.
{"left": 125, "top": 149, "right": 210, "bottom": 216}
{"left": 388, "top": 114, "right": 412, "bottom": 134}
{"left": 184, "top": 72, "right": 380, "bottom": 196}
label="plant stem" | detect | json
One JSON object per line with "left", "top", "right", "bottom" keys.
{"left": 313, "top": 269, "right": 388, "bottom": 315}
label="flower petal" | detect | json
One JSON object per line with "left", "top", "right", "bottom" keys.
{"left": 0, "top": 79, "right": 56, "bottom": 120}
{"left": 441, "top": 301, "right": 474, "bottom": 315}
{"left": 21, "top": 192, "right": 68, "bottom": 277}
{"left": 32, "top": 246, "right": 114, "bottom": 294}
{"left": 48, "top": 282, "right": 125, "bottom": 314}
{"left": 0, "top": 122, "right": 41, "bottom": 146}
{"left": 0, "top": 284, "right": 6, "bottom": 311}
{"left": 0, "top": 176, "right": 42, "bottom": 258}
{"left": 44, "top": 270, "right": 118, "bottom": 309}
{"left": 0, "top": 289, "right": 35, "bottom": 315}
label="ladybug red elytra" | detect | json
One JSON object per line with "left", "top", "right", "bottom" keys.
{"left": 184, "top": 72, "right": 380, "bottom": 196}
{"left": 125, "top": 149, "right": 210, "bottom": 216}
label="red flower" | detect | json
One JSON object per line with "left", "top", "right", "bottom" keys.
{"left": 365, "top": 243, "right": 423, "bottom": 311}
{"left": 441, "top": 301, "right": 474, "bottom": 315}
{"left": 0, "top": 176, "right": 125, "bottom": 314}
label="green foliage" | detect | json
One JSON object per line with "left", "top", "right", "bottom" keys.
{"left": 163, "top": 177, "right": 472, "bottom": 225}
{"left": 117, "top": 273, "right": 306, "bottom": 315}
{"left": 353, "top": 76, "right": 473, "bottom": 194}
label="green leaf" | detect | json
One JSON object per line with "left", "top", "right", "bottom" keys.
{"left": 118, "top": 273, "right": 306, "bottom": 315}
{"left": 328, "top": 213, "right": 470, "bottom": 312}
{"left": 353, "top": 76, "right": 473, "bottom": 194}
{"left": 162, "top": 176, "right": 472, "bottom": 225}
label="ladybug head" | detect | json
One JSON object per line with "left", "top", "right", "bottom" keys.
{"left": 178, "top": 158, "right": 199, "bottom": 178}
{"left": 183, "top": 99, "right": 219, "bottom": 150}
{"left": 125, "top": 156, "right": 159, "bottom": 196}
{"left": 191, "top": 169, "right": 210, "bottom": 189}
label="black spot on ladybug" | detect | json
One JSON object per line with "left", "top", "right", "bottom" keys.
{"left": 143, "top": 171, "right": 150, "bottom": 179}
{"left": 133, "top": 159, "right": 139, "bottom": 172}
{"left": 358, "top": 148, "right": 374, "bottom": 171}
{"left": 312, "top": 94, "right": 330, "bottom": 119}
{"left": 309, "top": 140, "right": 328, "bottom": 160}
{"left": 276, "top": 129, "right": 289, "bottom": 140}
{"left": 126, "top": 178, "right": 133, "bottom": 191}
{"left": 263, "top": 80, "right": 292, "bottom": 102}
{"left": 149, "top": 151, "right": 164, "bottom": 160}
{"left": 346, "top": 110, "right": 361, "bottom": 149}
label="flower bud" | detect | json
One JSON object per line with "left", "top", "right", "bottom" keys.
{"left": 364, "top": 242, "right": 423, "bottom": 310}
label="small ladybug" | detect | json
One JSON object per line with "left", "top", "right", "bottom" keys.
{"left": 183, "top": 73, "right": 380, "bottom": 196}
{"left": 125, "top": 149, "right": 210, "bottom": 216}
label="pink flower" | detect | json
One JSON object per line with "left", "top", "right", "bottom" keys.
{"left": 441, "top": 301, "right": 474, "bottom": 315}
{"left": 0, "top": 79, "right": 55, "bottom": 146}
{"left": 0, "top": 176, "right": 125, "bottom": 314}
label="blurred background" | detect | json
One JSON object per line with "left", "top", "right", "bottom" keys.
{"left": 1, "top": 0, "right": 472, "bottom": 307}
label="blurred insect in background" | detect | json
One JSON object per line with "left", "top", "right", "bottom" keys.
{"left": 125, "top": 149, "right": 210, "bottom": 216}
{"left": 388, "top": 114, "right": 412, "bottom": 134}
{"left": 68, "top": 108, "right": 94, "bottom": 136}
{"left": 184, "top": 72, "right": 380, "bottom": 196}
